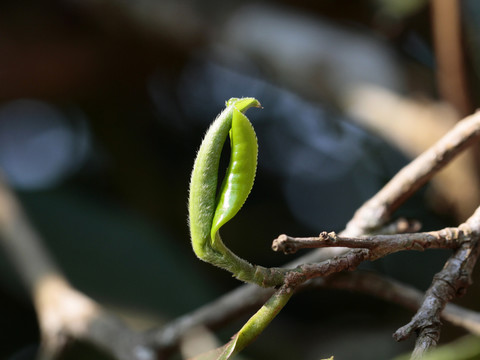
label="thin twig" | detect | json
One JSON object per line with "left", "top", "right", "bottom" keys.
{"left": 344, "top": 110, "right": 480, "bottom": 236}
{"left": 272, "top": 227, "right": 463, "bottom": 256}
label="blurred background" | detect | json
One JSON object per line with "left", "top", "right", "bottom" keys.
{"left": 1, "top": 0, "right": 480, "bottom": 359}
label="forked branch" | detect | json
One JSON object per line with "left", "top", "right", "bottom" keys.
{"left": 152, "top": 110, "right": 480, "bottom": 358}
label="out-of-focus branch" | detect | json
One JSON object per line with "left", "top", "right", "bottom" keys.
{"left": 317, "top": 272, "right": 480, "bottom": 336}
{"left": 0, "top": 174, "right": 152, "bottom": 360}
{"left": 431, "top": 0, "right": 472, "bottom": 116}
{"left": 0, "top": 173, "right": 61, "bottom": 289}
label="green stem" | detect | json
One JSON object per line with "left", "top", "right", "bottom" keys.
{"left": 209, "top": 233, "right": 288, "bottom": 287}
{"left": 228, "top": 286, "right": 294, "bottom": 358}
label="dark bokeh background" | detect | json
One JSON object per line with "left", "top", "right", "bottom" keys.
{"left": 1, "top": 1, "right": 480, "bottom": 359}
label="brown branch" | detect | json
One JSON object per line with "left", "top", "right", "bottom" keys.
{"left": 272, "top": 227, "right": 463, "bottom": 256}
{"left": 276, "top": 209, "right": 469, "bottom": 284}
{"left": 344, "top": 110, "right": 480, "bottom": 236}
{"left": 274, "top": 206, "right": 480, "bottom": 358}
{"left": 392, "top": 207, "right": 480, "bottom": 358}
{"left": 431, "top": 0, "right": 472, "bottom": 116}
{"left": 393, "top": 243, "right": 472, "bottom": 359}
{"left": 284, "top": 249, "right": 371, "bottom": 287}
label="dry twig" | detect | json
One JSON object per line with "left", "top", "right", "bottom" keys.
{"left": 272, "top": 227, "right": 463, "bottom": 256}
{"left": 273, "top": 206, "right": 480, "bottom": 357}
{"left": 345, "top": 110, "right": 480, "bottom": 236}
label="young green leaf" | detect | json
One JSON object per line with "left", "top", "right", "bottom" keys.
{"left": 188, "top": 97, "right": 260, "bottom": 262}
{"left": 210, "top": 107, "right": 258, "bottom": 244}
